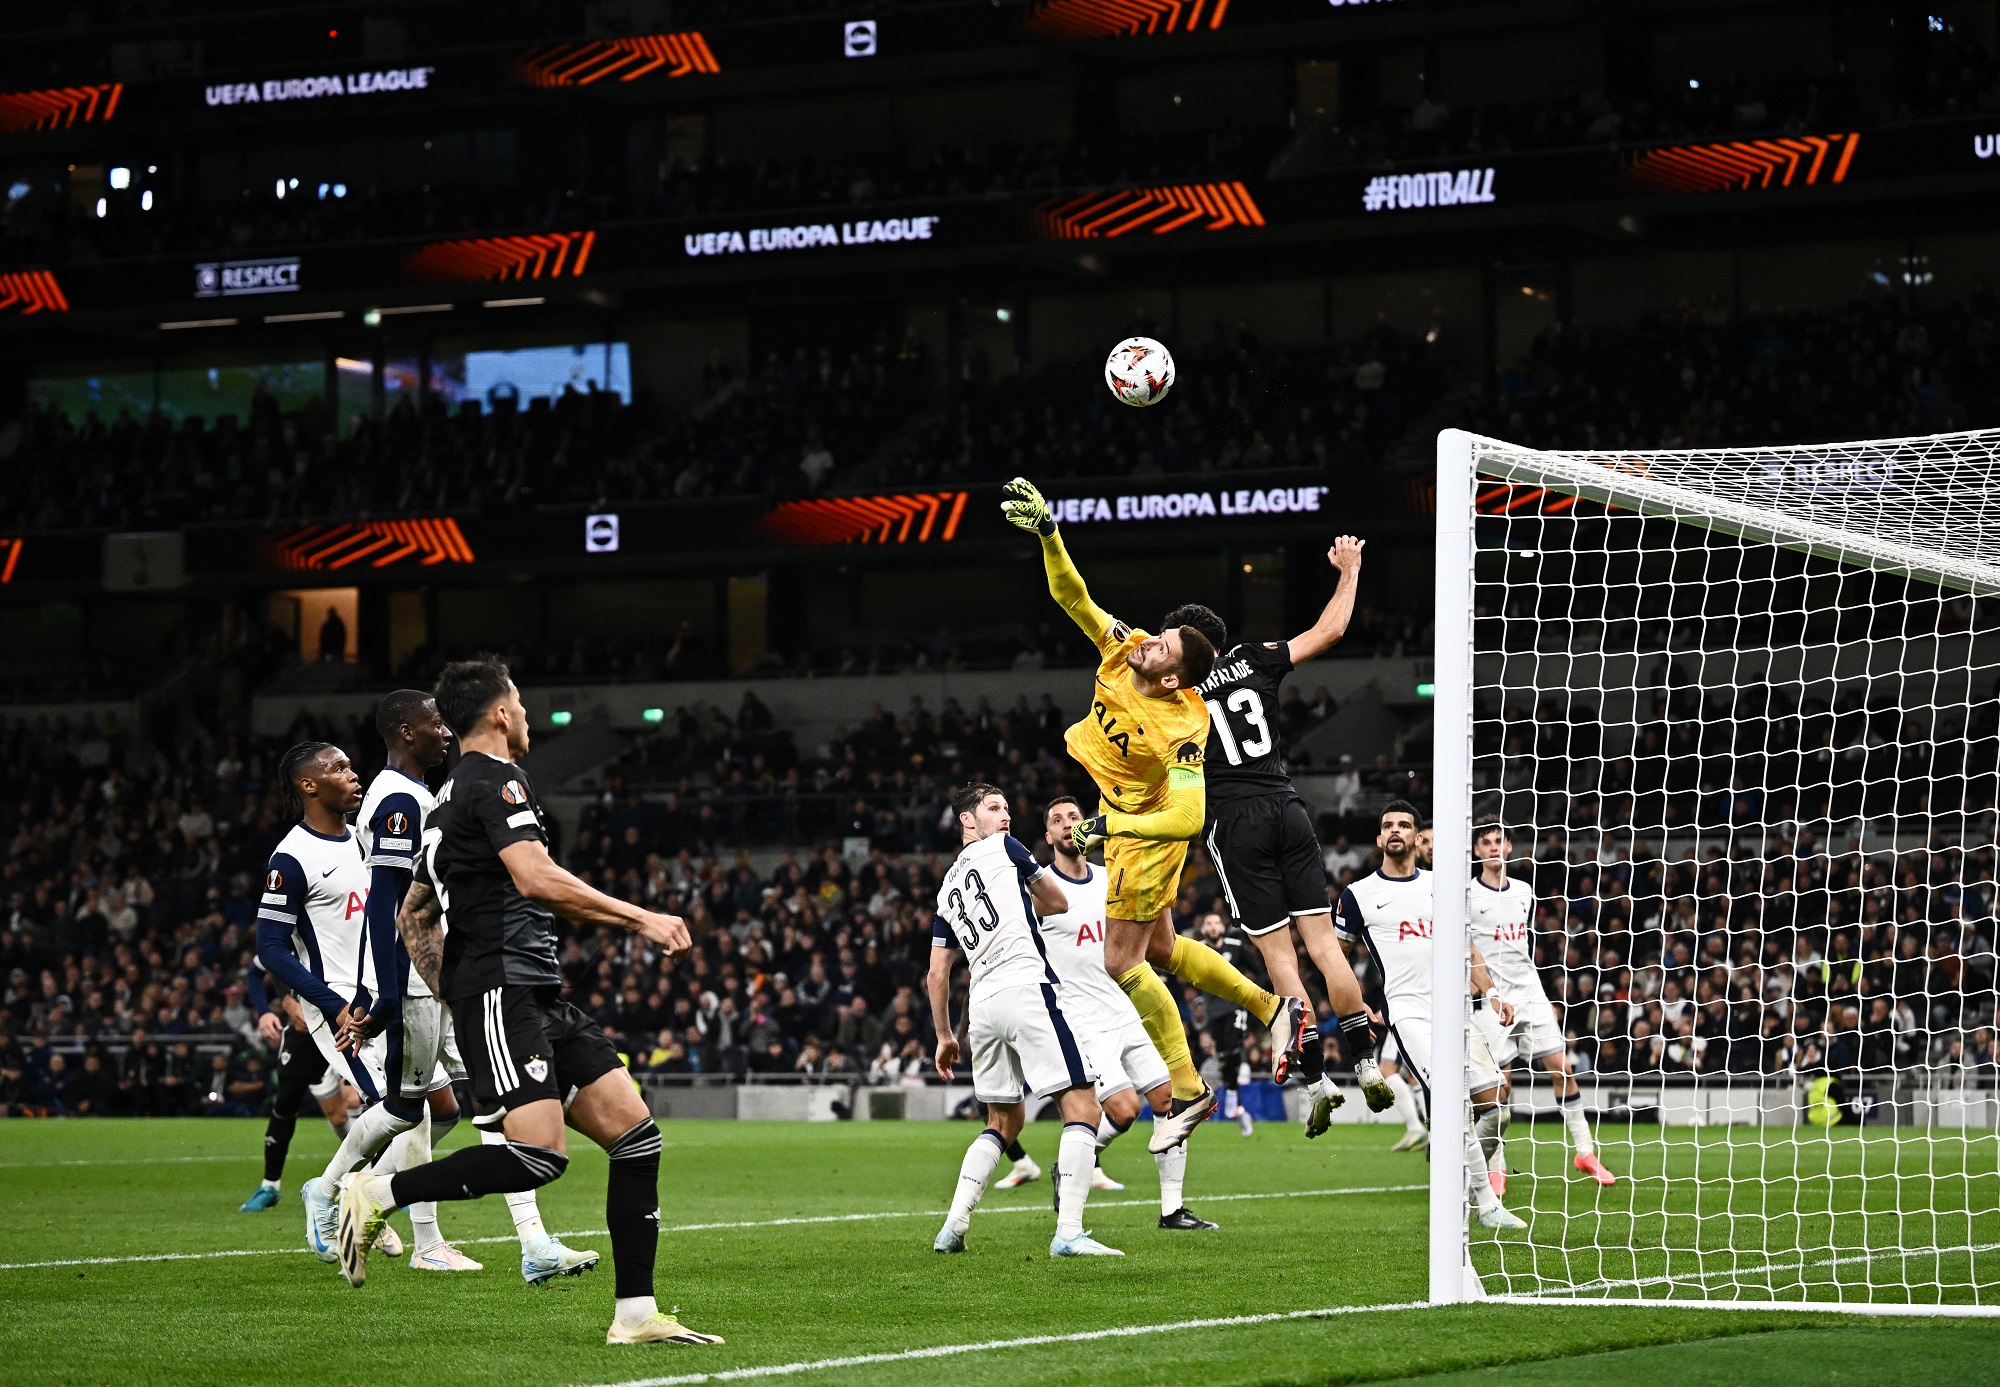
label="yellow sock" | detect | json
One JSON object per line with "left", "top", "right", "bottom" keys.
{"left": 1168, "top": 935, "right": 1280, "bottom": 1025}
{"left": 1115, "top": 963, "right": 1203, "bottom": 1102}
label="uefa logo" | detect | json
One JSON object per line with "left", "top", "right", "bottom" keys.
{"left": 194, "top": 264, "right": 220, "bottom": 296}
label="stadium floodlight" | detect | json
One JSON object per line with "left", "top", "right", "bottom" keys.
{"left": 1433, "top": 426, "right": 2000, "bottom": 1316}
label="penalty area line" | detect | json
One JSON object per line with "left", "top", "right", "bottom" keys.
{"left": 574, "top": 1301, "right": 1436, "bottom": 1387}
{"left": 0, "top": 1185, "right": 1419, "bottom": 1271}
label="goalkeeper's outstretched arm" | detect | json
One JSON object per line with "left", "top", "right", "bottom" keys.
{"left": 1071, "top": 768, "right": 1206, "bottom": 849}
{"left": 1002, "top": 477, "right": 1119, "bottom": 650}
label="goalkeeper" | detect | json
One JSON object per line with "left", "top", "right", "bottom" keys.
{"left": 1002, "top": 477, "right": 1304, "bottom": 1152}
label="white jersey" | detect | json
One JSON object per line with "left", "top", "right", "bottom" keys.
{"left": 258, "top": 821, "right": 374, "bottom": 1022}
{"left": 1335, "top": 867, "right": 1437, "bottom": 1021}
{"left": 1467, "top": 873, "right": 1548, "bottom": 1007}
{"left": 1035, "top": 863, "right": 1134, "bottom": 1031}
{"left": 932, "top": 832, "right": 1054, "bottom": 1003}
{"left": 357, "top": 767, "right": 438, "bottom": 999}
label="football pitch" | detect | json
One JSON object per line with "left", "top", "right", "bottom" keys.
{"left": 0, "top": 1117, "right": 1993, "bottom": 1387}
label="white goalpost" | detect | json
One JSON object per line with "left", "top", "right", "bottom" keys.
{"left": 1430, "top": 426, "right": 2000, "bottom": 1315}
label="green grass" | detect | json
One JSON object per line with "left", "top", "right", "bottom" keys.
{"left": 0, "top": 1116, "right": 1992, "bottom": 1387}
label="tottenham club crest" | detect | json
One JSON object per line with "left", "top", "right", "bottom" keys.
{"left": 385, "top": 810, "right": 409, "bottom": 835}
{"left": 525, "top": 1056, "right": 550, "bottom": 1083}
{"left": 502, "top": 780, "right": 528, "bottom": 806}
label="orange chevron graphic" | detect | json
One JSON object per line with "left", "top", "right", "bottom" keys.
{"left": 1033, "top": 181, "right": 1264, "bottom": 238}
{"left": 1620, "top": 132, "right": 1860, "bottom": 194}
{"left": 1022, "top": 0, "right": 1229, "bottom": 39}
{"left": 0, "top": 539, "right": 21, "bottom": 584}
{"left": 405, "top": 231, "right": 596, "bottom": 282}
{"left": 270, "top": 519, "right": 476, "bottom": 571}
{"left": 516, "top": 33, "right": 720, "bottom": 86}
{"left": 0, "top": 271, "right": 68, "bottom": 314}
{"left": 758, "top": 492, "right": 969, "bottom": 546}
{"left": 0, "top": 83, "right": 122, "bottom": 133}
{"left": 1475, "top": 482, "right": 1585, "bottom": 517}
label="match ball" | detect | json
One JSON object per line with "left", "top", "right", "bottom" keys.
{"left": 1104, "top": 336, "right": 1175, "bottom": 407}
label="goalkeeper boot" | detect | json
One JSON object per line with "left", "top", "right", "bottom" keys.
{"left": 1354, "top": 1057, "right": 1396, "bottom": 1113}
{"left": 1148, "top": 1085, "right": 1216, "bottom": 1153}
{"left": 1268, "top": 997, "right": 1306, "bottom": 1083}
{"left": 1574, "top": 1152, "right": 1617, "bottom": 1186}
{"left": 522, "top": 1237, "right": 601, "bottom": 1285}
{"left": 995, "top": 1154, "right": 1041, "bottom": 1189}
{"left": 239, "top": 1182, "right": 279, "bottom": 1213}
{"left": 607, "top": 1314, "right": 724, "bottom": 1346}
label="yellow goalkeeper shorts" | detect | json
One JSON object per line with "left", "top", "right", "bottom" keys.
{"left": 1102, "top": 835, "right": 1189, "bottom": 924}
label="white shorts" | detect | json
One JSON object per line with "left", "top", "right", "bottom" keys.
{"left": 1077, "top": 1013, "right": 1170, "bottom": 1103}
{"left": 969, "top": 982, "right": 1095, "bottom": 1105}
{"left": 1386, "top": 1011, "right": 1502, "bottom": 1112}
{"left": 391, "top": 993, "right": 465, "bottom": 1101}
{"left": 1471, "top": 996, "right": 1564, "bottom": 1068}
{"left": 302, "top": 1001, "right": 392, "bottom": 1107}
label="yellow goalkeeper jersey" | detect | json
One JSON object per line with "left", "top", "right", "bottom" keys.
{"left": 1064, "top": 624, "right": 1209, "bottom": 814}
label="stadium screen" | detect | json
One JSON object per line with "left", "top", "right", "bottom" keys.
{"left": 428, "top": 341, "right": 631, "bottom": 412}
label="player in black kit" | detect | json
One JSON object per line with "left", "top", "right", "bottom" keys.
{"left": 331, "top": 655, "right": 722, "bottom": 1348}
{"left": 1165, "top": 536, "right": 1395, "bottom": 1136}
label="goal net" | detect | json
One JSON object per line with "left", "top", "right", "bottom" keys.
{"left": 1429, "top": 427, "right": 2000, "bottom": 1314}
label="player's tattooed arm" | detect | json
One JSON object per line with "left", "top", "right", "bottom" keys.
{"left": 398, "top": 880, "right": 446, "bottom": 996}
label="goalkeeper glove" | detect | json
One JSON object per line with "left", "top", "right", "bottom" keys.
{"left": 1068, "top": 814, "right": 1108, "bottom": 855}
{"left": 1001, "top": 477, "right": 1057, "bottom": 536}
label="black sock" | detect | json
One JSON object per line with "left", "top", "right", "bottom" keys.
{"left": 1005, "top": 1138, "right": 1028, "bottom": 1162}
{"left": 262, "top": 1116, "right": 296, "bottom": 1182}
{"left": 388, "top": 1140, "right": 564, "bottom": 1206}
{"left": 606, "top": 1119, "right": 663, "bottom": 1300}
{"left": 1338, "top": 1011, "right": 1377, "bottom": 1062}
{"left": 1296, "top": 1024, "right": 1325, "bottom": 1082}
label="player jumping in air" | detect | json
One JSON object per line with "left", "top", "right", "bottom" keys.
{"left": 1164, "top": 536, "right": 1397, "bottom": 1137}
{"left": 927, "top": 784, "right": 1120, "bottom": 1257}
{"left": 1336, "top": 802, "right": 1527, "bottom": 1230}
{"left": 1043, "top": 796, "right": 1217, "bottom": 1230}
{"left": 1468, "top": 824, "right": 1616, "bottom": 1191}
{"left": 332, "top": 657, "right": 720, "bottom": 1347}
{"left": 1002, "top": 477, "right": 1304, "bottom": 1153}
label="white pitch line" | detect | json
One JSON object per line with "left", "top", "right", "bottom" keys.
{"left": 0, "top": 1154, "right": 281, "bottom": 1169}
{"left": 1528, "top": 1239, "right": 2000, "bottom": 1297}
{"left": 574, "top": 1301, "right": 1437, "bottom": 1387}
{"left": 0, "top": 1185, "right": 1419, "bottom": 1271}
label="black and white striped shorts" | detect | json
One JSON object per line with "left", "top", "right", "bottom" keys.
{"left": 450, "top": 985, "right": 623, "bottom": 1115}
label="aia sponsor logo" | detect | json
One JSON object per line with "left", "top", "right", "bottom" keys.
{"left": 1074, "top": 918, "right": 1105, "bottom": 944}
{"left": 1396, "top": 918, "right": 1432, "bottom": 941}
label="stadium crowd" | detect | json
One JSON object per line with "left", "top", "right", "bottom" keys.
{"left": 3, "top": 651, "right": 1997, "bottom": 1117}
{"left": 0, "top": 316, "right": 1453, "bottom": 532}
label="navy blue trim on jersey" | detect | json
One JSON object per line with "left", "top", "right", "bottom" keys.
{"left": 338, "top": 1042, "right": 380, "bottom": 1102}
{"left": 382, "top": 1005, "right": 406, "bottom": 1102}
{"left": 1039, "top": 983, "right": 1089, "bottom": 1091}
{"left": 295, "top": 822, "right": 353, "bottom": 844}
{"left": 365, "top": 790, "right": 424, "bottom": 870}
{"left": 1387, "top": 1020, "right": 1428, "bottom": 1113}
{"left": 1002, "top": 834, "right": 1044, "bottom": 883}
{"left": 255, "top": 851, "right": 347, "bottom": 1019}
{"left": 1018, "top": 875, "right": 1061, "bottom": 986}
{"left": 1334, "top": 884, "right": 1366, "bottom": 939}
{"left": 1050, "top": 864, "right": 1092, "bottom": 886}
{"left": 1473, "top": 874, "right": 1513, "bottom": 893}
{"left": 1375, "top": 869, "right": 1421, "bottom": 883}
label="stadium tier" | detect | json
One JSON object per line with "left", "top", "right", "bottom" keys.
{"left": 4, "top": 0, "right": 1999, "bottom": 1372}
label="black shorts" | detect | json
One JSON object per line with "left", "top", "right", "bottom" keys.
{"left": 275, "top": 1025, "right": 336, "bottom": 1109}
{"left": 451, "top": 985, "right": 623, "bottom": 1116}
{"left": 1204, "top": 794, "right": 1329, "bottom": 936}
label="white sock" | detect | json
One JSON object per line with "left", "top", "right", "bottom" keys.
{"left": 1475, "top": 1106, "right": 1504, "bottom": 1168}
{"left": 482, "top": 1124, "right": 549, "bottom": 1246}
{"left": 383, "top": 1112, "right": 443, "bottom": 1252}
{"left": 318, "top": 1102, "right": 417, "bottom": 1192}
{"left": 1055, "top": 1122, "right": 1096, "bottom": 1241}
{"left": 615, "top": 1295, "right": 658, "bottom": 1327}
{"left": 1561, "top": 1093, "right": 1594, "bottom": 1156}
{"left": 259, "top": 1178, "right": 279, "bottom": 1191}
{"left": 1388, "top": 1071, "right": 1422, "bottom": 1131}
{"left": 945, "top": 1129, "right": 1005, "bottom": 1237}
{"left": 1095, "top": 1114, "right": 1127, "bottom": 1147}
{"left": 1237, "top": 1108, "right": 1254, "bottom": 1135}
{"left": 1464, "top": 1120, "right": 1497, "bottom": 1212}
{"left": 1154, "top": 1138, "right": 1186, "bottom": 1215}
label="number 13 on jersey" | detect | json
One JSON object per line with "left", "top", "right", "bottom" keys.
{"left": 1204, "top": 689, "right": 1273, "bottom": 766}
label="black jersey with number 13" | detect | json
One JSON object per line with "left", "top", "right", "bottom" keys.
{"left": 1193, "top": 640, "right": 1297, "bottom": 806}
